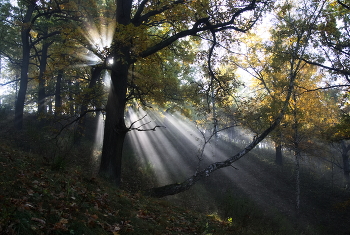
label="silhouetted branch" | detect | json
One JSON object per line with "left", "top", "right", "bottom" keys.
{"left": 0, "top": 79, "right": 20, "bottom": 86}
{"left": 139, "top": 0, "right": 259, "bottom": 58}
{"left": 130, "top": 125, "right": 165, "bottom": 131}
{"left": 145, "top": 52, "right": 298, "bottom": 197}
{"left": 128, "top": 113, "right": 165, "bottom": 132}
{"left": 298, "top": 84, "right": 350, "bottom": 94}
{"left": 338, "top": 0, "right": 350, "bottom": 10}
{"left": 53, "top": 108, "right": 105, "bottom": 139}
{"left": 302, "top": 58, "right": 350, "bottom": 77}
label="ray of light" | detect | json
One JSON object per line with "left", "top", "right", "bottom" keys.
{"left": 77, "top": 9, "right": 116, "bottom": 66}
{"left": 124, "top": 106, "right": 238, "bottom": 186}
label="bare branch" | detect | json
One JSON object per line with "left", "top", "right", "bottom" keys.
{"left": 130, "top": 125, "right": 165, "bottom": 131}
{"left": 127, "top": 113, "right": 165, "bottom": 132}
{"left": 0, "top": 79, "right": 20, "bottom": 86}
{"left": 53, "top": 108, "right": 105, "bottom": 139}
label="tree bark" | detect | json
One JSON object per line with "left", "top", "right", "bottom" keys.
{"left": 15, "top": 2, "right": 35, "bottom": 130}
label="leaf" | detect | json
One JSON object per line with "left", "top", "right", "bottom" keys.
{"left": 60, "top": 218, "right": 68, "bottom": 224}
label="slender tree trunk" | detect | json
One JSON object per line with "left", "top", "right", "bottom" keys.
{"left": 341, "top": 140, "right": 350, "bottom": 187}
{"left": 67, "top": 80, "right": 75, "bottom": 115}
{"left": 295, "top": 145, "right": 301, "bottom": 213}
{"left": 55, "top": 70, "right": 63, "bottom": 116}
{"left": 38, "top": 41, "right": 50, "bottom": 118}
{"left": 292, "top": 93, "right": 301, "bottom": 215}
{"left": 275, "top": 143, "right": 283, "bottom": 165}
{"left": 275, "top": 129, "right": 283, "bottom": 166}
{"left": 76, "top": 66, "right": 102, "bottom": 143}
{"left": 15, "top": 3, "right": 35, "bottom": 130}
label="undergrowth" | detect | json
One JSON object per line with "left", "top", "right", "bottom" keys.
{"left": 1, "top": 115, "right": 348, "bottom": 234}
{"left": 0, "top": 137, "right": 236, "bottom": 234}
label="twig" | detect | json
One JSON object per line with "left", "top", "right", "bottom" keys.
{"left": 53, "top": 108, "right": 105, "bottom": 139}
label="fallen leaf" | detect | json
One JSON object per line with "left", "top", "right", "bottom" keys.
{"left": 60, "top": 218, "right": 68, "bottom": 224}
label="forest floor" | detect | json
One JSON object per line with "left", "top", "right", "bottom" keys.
{"left": 121, "top": 112, "right": 350, "bottom": 235}
{"left": 160, "top": 142, "right": 350, "bottom": 235}
{"left": 0, "top": 134, "right": 239, "bottom": 235}
{"left": 1, "top": 113, "right": 350, "bottom": 234}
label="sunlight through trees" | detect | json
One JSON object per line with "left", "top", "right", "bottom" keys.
{"left": 0, "top": 1, "right": 349, "bottom": 231}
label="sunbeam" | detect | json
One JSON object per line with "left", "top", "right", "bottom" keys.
{"left": 125, "top": 106, "right": 233, "bottom": 185}
{"left": 77, "top": 5, "right": 116, "bottom": 66}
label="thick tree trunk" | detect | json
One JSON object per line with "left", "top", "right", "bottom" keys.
{"left": 15, "top": 3, "right": 35, "bottom": 130}
{"left": 98, "top": 0, "right": 132, "bottom": 186}
{"left": 99, "top": 60, "right": 130, "bottom": 186}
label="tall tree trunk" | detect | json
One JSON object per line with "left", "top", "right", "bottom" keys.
{"left": 98, "top": 0, "right": 132, "bottom": 186}
{"left": 38, "top": 40, "right": 50, "bottom": 118}
{"left": 292, "top": 93, "right": 300, "bottom": 215}
{"left": 67, "top": 80, "right": 76, "bottom": 115}
{"left": 341, "top": 140, "right": 350, "bottom": 186}
{"left": 99, "top": 59, "right": 130, "bottom": 186}
{"left": 294, "top": 143, "right": 301, "bottom": 213}
{"left": 15, "top": 3, "right": 35, "bottom": 130}
{"left": 76, "top": 66, "right": 102, "bottom": 144}
{"left": 55, "top": 70, "right": 63, "bottom": 116}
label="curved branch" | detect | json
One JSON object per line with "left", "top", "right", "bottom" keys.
{"left": 132, "top": 0, "right": 186, "bottom": 26}
{"left": 146, "top": 67, "right": 297, "bottom": 197}
{"left": 302, "top": 58, "right": 350, "bottom": 83}
{"left": 139, "top": 0, "right": 258, "bottom": 58}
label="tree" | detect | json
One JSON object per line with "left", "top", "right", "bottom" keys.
{"left": 12, "top": 0, "right": 75, "bottom": 130}
{"left": 98, "top": 0, "right": 269, "bottom": 186}
{"left": 232, "top": 0, "right": 335, "bottom": 211}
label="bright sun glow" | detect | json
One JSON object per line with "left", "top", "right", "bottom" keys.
{"left": 78, "top": 16, "right": 116, "bottom": 66}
